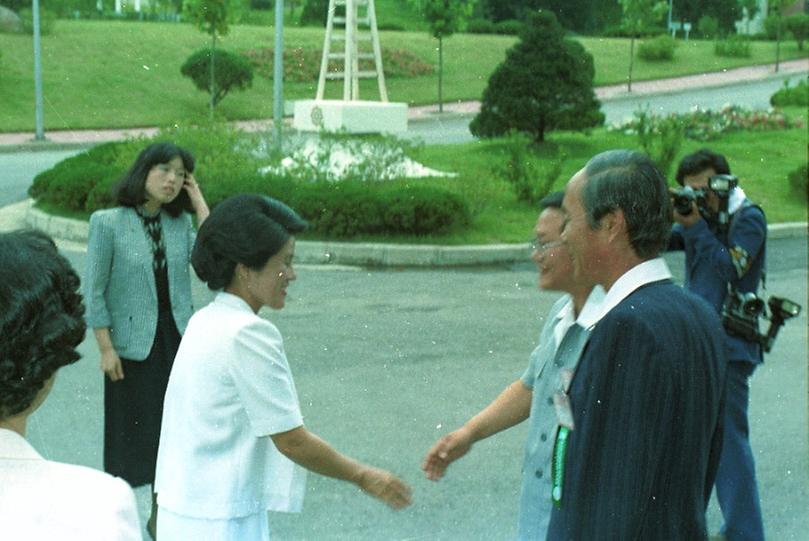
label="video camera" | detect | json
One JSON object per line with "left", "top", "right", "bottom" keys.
{"left": 721, "top": 290, "right": 802, "bottom": 353}
{"left": 672, "top": 174, "right": 738, "bottom": 233}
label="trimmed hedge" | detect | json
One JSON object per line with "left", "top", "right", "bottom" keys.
{"left": 638, "top": 34, "right": 677, "bottom": 62}
{"left": 770, "top": 79, "right": 808, "bottom": 107}
{"left": 787, "top": 161, "right": 808, "bottom": 197}
{"left": 715, "top": 35, "right": 752, "bottom": 58}
{"left": 27, "top": 126, "right": 470, "bottom": 239}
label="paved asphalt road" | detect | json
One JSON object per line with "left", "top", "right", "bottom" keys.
{"left": 0, "top": 150, "right": 80, "bottom": 207}
{"left": 404, "top": 74, "right": 807, "bottom": 145}
{"left": 3, "top": 71, "right": 808, "bottom": 540}
{"left": 23, "top": 237, "right": 808, "bottom": 540}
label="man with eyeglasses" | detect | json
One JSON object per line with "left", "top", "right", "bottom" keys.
{"left": 422, "top": 191, "right": 604, "bottom": 540}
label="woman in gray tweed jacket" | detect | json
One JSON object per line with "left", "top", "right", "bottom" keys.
{"left": 84, "top": 142, "right": 209, "bottom": 539}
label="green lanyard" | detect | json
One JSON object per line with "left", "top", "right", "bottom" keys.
{"left": 551, "top": 426, "right": 569, "bottom": 507}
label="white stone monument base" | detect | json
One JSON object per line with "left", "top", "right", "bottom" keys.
{"left": 293, "top": 100, "right": 408, "bottom": 134}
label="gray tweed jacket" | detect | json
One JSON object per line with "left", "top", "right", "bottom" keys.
{"left": 84, "top": 206, "right": 196, "bottom": 361}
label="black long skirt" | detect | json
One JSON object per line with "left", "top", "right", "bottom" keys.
{"left": 103, "top": 311, "right": 181, "bottom": 488}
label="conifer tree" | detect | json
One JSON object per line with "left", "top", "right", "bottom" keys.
{"left": 469, "top": 10, "right": 604, "bottom": 143}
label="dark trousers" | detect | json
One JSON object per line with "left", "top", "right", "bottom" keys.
{"left": 715, "top": 361, "right": 765, "bottom": 541}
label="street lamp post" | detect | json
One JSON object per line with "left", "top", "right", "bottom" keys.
{"left": 667, "top": 0, "right": 673, "bottom": 35}
{"left": 32, "top": 0, "right": 46, "bottom": 141}
{"left": 273, "top": 0, "right": 284, "bottom": 153}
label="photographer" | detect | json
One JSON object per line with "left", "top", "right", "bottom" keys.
{"left": 668, "top": 149, "right": 766, "bottom": 541}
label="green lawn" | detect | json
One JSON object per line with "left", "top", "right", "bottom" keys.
{"left": 402, "top": 109, "right": 808, "bottom": 244}
{"left": 37, "top": 107, "right": 806, "bottom": 243}
{"left": 0, "top": 19, "right": 806, "bottom": 131}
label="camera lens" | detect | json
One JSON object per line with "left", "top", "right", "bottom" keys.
{"left": 740, "top": 293, "right": 765, "bottom": 317}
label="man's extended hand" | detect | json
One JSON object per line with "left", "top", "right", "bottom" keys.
{"left": 421, "top": 427, "right": 474, "bottom": 481}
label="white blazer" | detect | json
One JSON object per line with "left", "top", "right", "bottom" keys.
{"left": 0, "top": 428, "right": 142, "bottom": 541}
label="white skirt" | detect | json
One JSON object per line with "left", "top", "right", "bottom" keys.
{"left": 157, "top": 507, "right": 270, "bottom": 541}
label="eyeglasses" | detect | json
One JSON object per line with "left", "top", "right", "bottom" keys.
{"left": 530, "top": 239, "right": 564, "bottom": 253}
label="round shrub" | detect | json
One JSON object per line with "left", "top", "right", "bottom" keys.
{"left": 493, "top": 19, "right": 523, "bottom": 35}
{"left": 697, "top": 15, "right": 719, "bottom": 39}
{"left": 466, "top": 18, "right": 495, "bottom": 34}
{"left": 770, "top": 78, "right": 808, "bottom": 107}
{"left": 377, "top": 22, "right": 405, "bottom": 31}
{"left": 28, "top": 144, "right": 126, "bottom": 211}
{"left": 292, "top": 181, "right": 386, "bottom": 238}
{"left": 180, "top": 48, "right": 254, "bottom": 107}
{"left": 638, "top": 34, "right": 677, "bottom": 61}
{"left": 380, "top": 185, "right": 470, "bottom": 235}
{"left": 787, "top": 161, "right": 808, "bottom": 197}
{"left": 29, "top": 128, "right": 470, "bottom": 240}
{"left": 714, "top": 35, "right": 751, "bottom": 58}
{"left": 299, "top": 0, "right": 327, "bottom": 27}
{"left": 785, "top": 14, "right": 809, "bottom": 50}
{"left": 19, "top": 7, "right": 56, "bottom": 35}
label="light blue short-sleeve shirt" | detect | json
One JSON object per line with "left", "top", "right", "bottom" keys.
{"left": 516, "top": 286, "right": 604, "bottom": 540}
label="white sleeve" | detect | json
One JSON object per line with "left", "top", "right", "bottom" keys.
{"left": 106, "top": 478, "right": 143, "bottom": 541}
{"left": 229, "top": 320, "right": 304, "bottom": 437}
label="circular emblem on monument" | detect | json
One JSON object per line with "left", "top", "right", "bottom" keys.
{"left": 310, "top": 106, "right": 324, "bottom": 127}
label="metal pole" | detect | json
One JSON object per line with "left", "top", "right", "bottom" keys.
{"left": 273, "top": 0, "right": 284, "bottom": 152}
{"left": 32, "top": 0, "right": 46, "bottom": 141}
{"left": 667, "top": 0, "right": 673, "bottom": 33}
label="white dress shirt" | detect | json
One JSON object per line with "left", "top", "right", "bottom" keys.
{"left": 597, "top": 257, "right": 673, "bottom": 320}
{"left": 155, "top": 292, "right": 306, "bottom": 520}
{"left": 0, "top": 428, "right": 142, "bottom": 541}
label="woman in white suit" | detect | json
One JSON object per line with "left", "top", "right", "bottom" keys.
{"left": 0, "top": 230, "right": 141, "bottom": 541}
{"left": 84, "top": 142, "right": 209, "bottom": 538}
{"left": 155, "top": 195, "right": 411, "bottom": 540}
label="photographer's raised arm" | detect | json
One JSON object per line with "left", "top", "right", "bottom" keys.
{"left": 679, "top": 206, "right": 766, "bottom": 281}
{"left": 271, "top": 426, "right": 412, "bottom": 510}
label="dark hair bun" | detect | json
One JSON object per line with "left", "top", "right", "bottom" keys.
{"left": 192, "top": 195, "right": 307, "bottom": 291}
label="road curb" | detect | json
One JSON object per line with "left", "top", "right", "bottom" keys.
{"left": 20, "top": 201, "right": 807, "bottom": 267}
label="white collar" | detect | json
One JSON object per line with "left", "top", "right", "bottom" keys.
{"left": 728, "top": 186, "right": 747, "bottom": 215}
{"left": 597, "top": 258, "right": 672, "bottom": 320}
{"left": 552, "top": 285, "right": 607, "bottom": 346}
{"left": 214, "top": 291, "right": 256, "bottom": 313}
{"left": 0, "top": 428, "right": 42, "bottom": 460}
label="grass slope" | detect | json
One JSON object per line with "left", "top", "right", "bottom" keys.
{"left": 0, "top": 19, "right": 807, "bottom": 131}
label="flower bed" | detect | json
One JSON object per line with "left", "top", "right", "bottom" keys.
{"left": 243, "top": 47, "right": 434, "bottom": 83}
{"left": 610, "top": 105, "right": 804, "bottom": 141}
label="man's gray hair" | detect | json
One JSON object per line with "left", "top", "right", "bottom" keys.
{"left": 582, "top": 150, "right": 672, "bottom": 259}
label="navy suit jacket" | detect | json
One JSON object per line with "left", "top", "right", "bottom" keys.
{"left": 546, "top": 280, "right": 726, "bottom": 541}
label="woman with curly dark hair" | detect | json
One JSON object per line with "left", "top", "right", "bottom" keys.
{"left": 0, "top": 230, "right": 141, "bottom": 540}
{"left": 84, "top": 142, "right": 210, "bottom": 537}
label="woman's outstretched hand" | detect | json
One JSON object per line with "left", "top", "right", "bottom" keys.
{"left": 357, "top": 466, "right": 413, "bottom": 510}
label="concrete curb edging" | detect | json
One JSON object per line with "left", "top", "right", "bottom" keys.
{"left": 23, "top": 202, "right": 807, "bottom": 267}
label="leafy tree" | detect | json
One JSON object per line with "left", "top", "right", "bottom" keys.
{"left": 785, "top": 14, "right": 809, "bottom": 51}
{"left": 299, "top": 0, "right": 328, "bottom": 26}
{"left": 675, "top": 0, "right": 740, "bottom": 35}
{"left": 738, "top": 0, "right": 759, "bottom": 35}
{"left": 410, "top": 0, "right": 475, "bottom": 113}
{"left": 469, "top": 10, "right": 604, "bottom": 143}
{"left": 480, "top": 0, "right": 616, "bottom": 33}
{"left": 768, "top": 0, "right": 791, "bottom": 72}
{"left": 181, "top": 48, "right": 254, "bottom": 107}
{"left": 183, "top": 0, "right": 242, "bottom": 115}
{"left": 619, "top": 0, "right": 667, "bottom": 92}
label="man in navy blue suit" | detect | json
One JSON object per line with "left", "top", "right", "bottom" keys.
{"left": 546, "top": 150, "right": 726, "bottom": 540}
{"left": 669, "top": 149, "right": 767, "bottom": 541}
